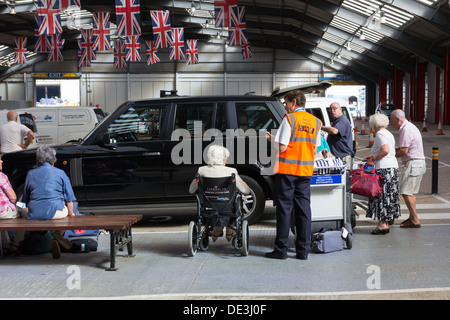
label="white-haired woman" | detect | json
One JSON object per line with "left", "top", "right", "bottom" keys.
{"left": 189, "top": 145, "right": 250, "bottom": 241}
{"left": 364, "top": 113, "right": 400, "bottom": 234}
{"left": 23, "top": 146, "right": 76, "bottom": 257}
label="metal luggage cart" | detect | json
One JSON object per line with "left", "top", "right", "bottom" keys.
{"left": 309, "top": 158, "right": 353, "bottom": 249}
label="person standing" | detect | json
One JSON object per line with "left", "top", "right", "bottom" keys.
{"left": 265, "top": 90, "right": 322, "bottom": 260}
{"left": 390, "top": 109, "right": 426, "bottom": 228}
{"left": 0, "top": 110, "right": 34, "bottom": 154}
{"left": 364, "top": 113, "right": 400, "bottom": 234}
{"left": 322, "top": 102, "right": 353, "bottom": 167}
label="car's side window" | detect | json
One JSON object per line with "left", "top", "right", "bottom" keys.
{"left": 215, "top": 103, "right": 228, "bottom": 135}
{"left": 306, "top": 108, "right": 325, "bottom": 125}
{"left": 235, "top": 103, "right": 279, "bottom": 133}
{"left": 174, "top": 103, "right": 214, "bottom": 136}
{"left": 107, "top": 104, "right": 167, "bottom": 142}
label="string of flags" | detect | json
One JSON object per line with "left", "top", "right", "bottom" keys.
{"left": 13, "top": 0, "right": 253, "bottom": 67}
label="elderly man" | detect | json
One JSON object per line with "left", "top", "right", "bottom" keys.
{"left": 390, "top": 109, "right": 426, "bottom": 228}
{"left": 0, "top": 110, "right": 34, "bottom": 154}
{"left": 322, "top": 102, "right": 353, "bottom": 167}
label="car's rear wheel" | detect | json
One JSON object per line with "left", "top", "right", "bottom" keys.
{"left": 240, "top": 175, "right": 265, "bottom": 225}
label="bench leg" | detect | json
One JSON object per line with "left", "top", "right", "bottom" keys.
{"left": 106, "top": 227, "right": 135, "bottom": 271}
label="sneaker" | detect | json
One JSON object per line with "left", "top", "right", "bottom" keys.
{"left": 51, "top": 240, "right": 61, "bottom": 259}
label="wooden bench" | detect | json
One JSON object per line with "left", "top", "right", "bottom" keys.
{"left": 0, "top": 214, "right": 143, "bottom": 271}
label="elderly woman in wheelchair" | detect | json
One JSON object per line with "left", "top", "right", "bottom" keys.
{"left": 189, "top": 145, "right": 250, "bottom": 243}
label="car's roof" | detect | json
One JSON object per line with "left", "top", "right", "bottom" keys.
{"left": 128, "top": 95, "right": 279, "bottom": 104}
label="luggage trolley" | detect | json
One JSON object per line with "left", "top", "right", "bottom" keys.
{"left": 188, "top": 173, "right": 249, "bottom": 257}
{"left": 309, "top": 158, "right": 353, "bottom": 249}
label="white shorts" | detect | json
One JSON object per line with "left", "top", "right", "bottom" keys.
{"left": 400, "top": 160, "right": 426, "bottom": 196}
{"left": 52, "top": 206, "right": 68, "bottom": 219}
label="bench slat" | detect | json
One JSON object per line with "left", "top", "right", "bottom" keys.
{"left": 0, "top": 215, "right": 143, "bottom": 231}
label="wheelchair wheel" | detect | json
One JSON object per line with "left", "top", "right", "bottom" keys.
{"left": 188, "top": 221, "right": 199, "bottom": 256}
{"left": 199, "top": 231, "right": 209, "bottom": 251}
{"left": 240, "top": 220, "right": 249, "bottom": 256}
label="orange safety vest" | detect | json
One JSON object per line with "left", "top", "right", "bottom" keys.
{"left": 275, "top": 111, "right": 322, "bottom": 177}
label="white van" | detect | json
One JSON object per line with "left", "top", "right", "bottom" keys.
{"left": 18, "top": 106, "right": 99, "bottom": 145}
{"left": 0, "top": 109, "right": 40, "bottom": 149}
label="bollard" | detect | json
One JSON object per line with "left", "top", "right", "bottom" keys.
{"left": 432, "top": 147, "right": 438, "bottom": 194}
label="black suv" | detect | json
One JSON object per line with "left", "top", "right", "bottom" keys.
{"left": 3, "top": 95, "right": 285, "bottom": 224}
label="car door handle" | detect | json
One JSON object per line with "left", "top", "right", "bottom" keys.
{"left": 143, "top": 152, "right": 161, "bottom": 156}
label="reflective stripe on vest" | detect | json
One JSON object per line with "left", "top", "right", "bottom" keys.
{"left": 275, "top": 112, "right": 322, "bottom": 176}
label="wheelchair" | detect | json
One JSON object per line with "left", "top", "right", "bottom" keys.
{"left": 188, "top": 173, "right": 249, "bottom": 256}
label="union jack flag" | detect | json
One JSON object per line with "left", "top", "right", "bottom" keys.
{"left": 228, "top": 6, "right": 248, "bottom": 46}
{"left": 145, "top": 40, "right": 159, "bottom": 65}
{"left": 37, "top": 0, "right": 62, "bottom": 35}
{"left": 47, "top": 34, "right": 65, "bottom": 61}
{"left": 241, "top": 41, "right": 253, "bottom": 59}
{"left": 34, "top": 14, "right": 50, "bottom": 53}
{"left": 114, "top": 41, "right": 127, "bottom": 68}
{"left": 150, "top": 10, "right": 172, "bottom": 49}
{"left": 115, "top": 0, "right": 141, "bottom": 36}
{"left": 185, "top": 39, "right": 199, "bottom": 65}
{"left": 14, "top": 37, "right": 27, "bottom": 64}
{"left": 125, "top": 36, "right": 141, "bottom": 62}
{"left": 214, "top": 0, "right": 237, "bottom": 28}
{"left": 93, "top": 12, "right": 111, "bottom": 51}
{"left": 78, "top": 41, "right": 93, "bottom": 67}
{"left": 78, "top": 29, "right": 96, "bottom": 67}
{"left": 59, "top": 0, "right": 80, "bottom": 10}
{"left": 169, "top": 28, "right": 185, "bottom": 60}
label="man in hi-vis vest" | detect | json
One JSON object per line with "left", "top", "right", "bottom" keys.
{"left": 265, "top": 90, "right": 322, "bottom": 260}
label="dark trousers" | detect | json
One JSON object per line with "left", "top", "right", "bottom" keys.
{"left": 274, "top": 173, "right": 312, "bottom": 256}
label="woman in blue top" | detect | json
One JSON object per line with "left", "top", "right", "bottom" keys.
{"left": 23, "top": 146, "right": 76, "bottom": 221}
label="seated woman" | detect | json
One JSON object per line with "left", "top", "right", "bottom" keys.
{"left": 22, "top": 146, "right": 77, "bottom": 257}
{"left": 189, "top": 145, "right": 250, "bottom": 241}
{"left": 0, "top": 157, "right": 24, "bottom": 255}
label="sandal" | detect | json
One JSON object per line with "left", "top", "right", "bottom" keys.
{"left": 226, "top": 230, "right": 236, "bottom": 241}
{"left": 371, "top": 228, "right": 390, "bottom": 235}
{"left": 400, "top": 219, "right": 421, "bottom": 228}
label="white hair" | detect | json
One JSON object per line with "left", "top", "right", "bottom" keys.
{"left": 369, "top": 113, "right": 390, "bottom": 129}
{"left": 206, "top": 145, "right": 230, "bottom": 166}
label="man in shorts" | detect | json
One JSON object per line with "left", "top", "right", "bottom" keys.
{"left": 390, "top": 109, "right": 426, "bottom": 228}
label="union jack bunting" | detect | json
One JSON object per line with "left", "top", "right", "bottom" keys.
{"left": 241, "top": 41, "right": 253, "bottom": 59}
{"left": 37, "top": 0, "right": 63, "bottom": 35}
{"left": 113, "top": 41, "right": 127, "bottom": 68}
{"left": 78, "top": 29, "right": 96, "bottom": 67}
{"left": 34, "top": 14, "right": 50, "bottom": 53}
{"left": 47, "top": 34, "right": 65, "bottom": 61}
{"left": 14, "top": 37, "right": 27, "bottom": 64}
{"left": 93, "top": 12, "right": 111, "bottom": 51}
{"left": 145, "top": 40, "right": 160, "bottom": 65}
{"left": 228, "top": 6, "right": 248, "bottom": 46}
{"left": 125, "top": 36, "right": 141, "bottom": 62}
{"left": 150, "top": 10, "right": 171, "bottom": 49}
{"left": 185, "top": 39, "right": 199, "bottom": 65}
{"left": 169, "top": 28, "right": 185, "bottom": 60}
{"left": 115, "top": 0, "right": 141, "bottom": 36}
{"left": 214, "top": 0, "right": 237, "bottom": 28}
{"left": 78, "top": 41, "right": 94, "bottom": 67}
{"left": 59, "top": 0, "right": 80, "bottom": 10}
